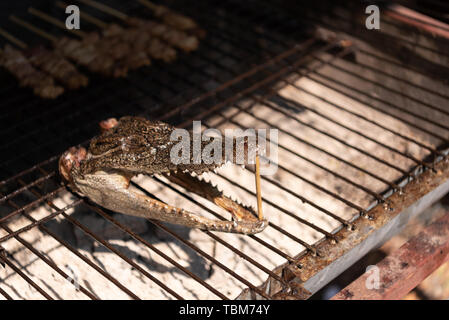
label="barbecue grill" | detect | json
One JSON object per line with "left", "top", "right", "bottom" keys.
{"left": 0, "top": 0, "right": 448, "bottom": 300}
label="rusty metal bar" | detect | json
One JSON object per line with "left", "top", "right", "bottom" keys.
{"left": 159, "top": 39, "right": 322, "bottom": 122}
{"left": 198, "top": 97, "right": 354, "bottom": 227}
{"left": 256, "top": 94, "right": 433, "bottom": 170}
{"left": 332, "top": 210, "right": 449, "bottom": 300}
{"left": 0, "top": 200, "right": 80, "bottom": 243}
{"left": 385, "top": 4, "right": 449, "bottom": 40}
{"left": 150, "top": 175, "right": 299, "bottom": 261}
{"left": 214, "top": 110, "right": 369, "bottom": 213}
{"left": 132, "top": 178, "right": 294, "bottom": 285}
{"left": 282, "top": 79, "right": 443, "bottom": 156}
{"left": 305, "top": 71, "right": 449, "bottom": 142}
{"left": 22, "top": 181, "right": 185, "bottom": 300}
{"left": 4, "top": 194, "right": 141, "bottom": 300}
{"left": 355, "top": 47, "right": 449, "bottom": 88}
{"left": 0, "top": 172, "right": 56, "bottom": 204}
{"left": 150, "top": 219, "right": 273, "bottom": 299}
{"left": 0, "top": 215, "right": 99, "bottom": 300}
{"left": 311, "top": 53, "right": 449, "bottom": 119}
{"left": 346, "top": 52, "right": 449, "bottom": 102}
{"left": 0, "top": 186, "right": 64, "bottom": 224}
{"left": 0, "top": 164, "right": 176, "bottom": 299}
{"left": 177, "top": 6, "right": 449, "bottom": 157}
{"left": 81, "top": 201, "right": 230, "bottom": 300}
{"left": 0, "top": 252, "right": 53, "bottom": 299}
{"left": 268, "top": 156, "right": 449, "bottom": 298}
{"left": 0, "top": 285, "right": 13, "bottom": 300}
{"left": 0, "top": 38, "right": 332, "bottom": 298}
{"left": 293, "top": 0, "right": 449, "bottom": 58}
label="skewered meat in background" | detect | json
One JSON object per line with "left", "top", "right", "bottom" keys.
{"left": 138, "top": 0, "right": 199, "bottom": 31}
{"left": 93, "top": 18, "right": 177, "bottom": 63}
{"left": 0, "top": 1, "right": 202, "bottom": 99}
{"left": 77, "top": 0, "right": 199, "bottom": 52}
{"left": 0, "top": 27, "right": 87, "bottom": 94}
{"left": 27, "top": 45, "right": 88, "bottom": 90}
{"left": 0, "top": 44, "right": 64, "bottom": 99}
{"left": 126, "top": 17, "right": 199, "bottom": 52}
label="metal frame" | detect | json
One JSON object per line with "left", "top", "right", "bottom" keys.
{"left": 332, "top": 210, "right": 449, "bottom": 300}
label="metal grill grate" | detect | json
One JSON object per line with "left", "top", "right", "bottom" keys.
{"left": 1, "top": 0, "right": 449, "bottom": 299}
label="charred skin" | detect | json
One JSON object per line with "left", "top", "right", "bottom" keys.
{"left": 59, "top": 116, "right": 267, "bottom": 235}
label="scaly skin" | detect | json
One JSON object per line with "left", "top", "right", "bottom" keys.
{"left": 59, "top": 116, "right": 267, "bottom": 234}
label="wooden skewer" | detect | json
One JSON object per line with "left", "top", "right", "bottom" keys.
{"left": 78, "top": 0, "right": 199, "bottom": 53}
{"left": 3, "top": 19, "right": 89, "bottom": 91}
{"left": 254, "top": 152, "right": 264, "bottom": 221}
{"left": 10, "top": 15, "right": 58, "bottom": 42}
{"left": 77, "top": 0, "right": 128, "bottom": 21}
{"left": 0, "top": 27, "right": 28, "bottom": 49}
{"left": 138, "top": 0, "right": 199, "bottom": 32}
{"left": 28, "top": 7, "right": 87, "bottom": 38}
{"left": 55, "top": 1, "right": 107, "bottom": 29}
{"left": 137, "top": 0, "right": 159, "bottom": 11}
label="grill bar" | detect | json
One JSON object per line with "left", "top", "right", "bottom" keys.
{"left": 294, "top": 1, "right": 449, "bottom": 81}
{"left": 177, "top": 4, "right": 448, "bottom": 159}
{"left": 292, "top": 0, "right": 449, "bottom": 58}
{"left": 0, "top": 38, "right": 336, "bottom": 298}
{"left": 81, "top": 198, "right": 230, "bottom": 300}
{"left": 0, "top": 285, "right": 13, "bottom": 300}
{"left": 18, "top": 179, "right": 184, "bottom": 300}
{"left": 6, "top": 195, "right": 142, "bottom": 299}
{"left": 305, "top": 71, "right": 449, "bottom": 142}
{"left": 150, "top": 175, "right": 299, "bottom": 261}
{"left": 0, "top": 209, "right": 98, "bottom": 300}
{"left": 282, "top": 79, "right": 442, "bottom": 156}
{"left": 1, "top": 254, "right": 54, "bottom": 300}
{"left": 148, "top": 177, "right": 293, "bottom": 281}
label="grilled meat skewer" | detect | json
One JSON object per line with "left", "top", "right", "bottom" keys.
{"left": 65, "top": 0, "right": 199, "bottom": 52}
{"left": 10, "top": 14, "right": 123, "bottom": 78}
{"left": 0, "top": 44, "right": 64, "bottom": 99}
{"left": 99, "top": 23, "right": 152, "bottom": 71}
{"left": 65, "top": 4, "right": 178, "bottom": 64}
{"left": 126, "top": 17, "right": 199, "bottom": 52}
{"left": 54, "top": 32, "right": 129, "bottom": 78}
{"left": 101, "top": 22, "right": 176, "bottom": 63}
{"left": 137, "top": 0, "right": 198, "bottom": 31}
{"left": 27, "top": 45, "right": 88, "bottom": 90}
{"left": 23, "top": 9, "right": 136, "bottom": 78}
